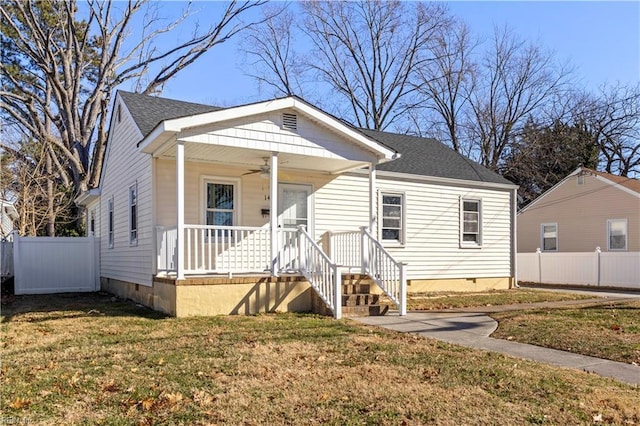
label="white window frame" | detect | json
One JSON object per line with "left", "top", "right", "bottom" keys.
{"left": 201, "top": 176, "right": 240, "bottom": 229}
{"left": 129, "top": 183, "right": 138, "bottom": 246}
{"left": 108, "top": 196, "right": 114, "bottom": 248}
{"left": 379, "top": 191, "right": 405, "bottom": 246}
{"left": 540, "top": 222, "right": 558, "bottom": 252}
{"left": 460, "top": 198, "right": 482, "bottom": 248}
{"left": 607, "top": 218, "right": 627, "bottom": 251}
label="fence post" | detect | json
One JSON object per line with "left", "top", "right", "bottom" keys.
{"left": 88, "top": 236, "right": 96, "bottom": 291}
{"left": 536, "top": 248, "right": 542, "bottom": 284}
{"left": 399, "top": 263, "right": 408, "bottom": 316}
{"left": 595, "top": 246, "right": 601, "bottom": 287}
{"left": 333, "top": 265, "right": 342, "bottom": 320}
{"left": 12, "top": 234, "right": 20, "bottom": 293}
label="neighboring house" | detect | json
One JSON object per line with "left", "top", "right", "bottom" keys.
{"left": 77, "top": 91, "right": 517, "bottom": 317}
{"left": 0, "top": 199, "right": 18, "bottom": 240}
{"left": 518, "top": 167, "right": 640, "bottom": 253}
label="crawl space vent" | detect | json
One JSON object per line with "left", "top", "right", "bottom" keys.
{"left": 282, "top": 112, "right": 297, "bottom": 131}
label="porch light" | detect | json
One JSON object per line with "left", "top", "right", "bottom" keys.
{"left": 261, "top": 208, "right": 270, "bottom": 218}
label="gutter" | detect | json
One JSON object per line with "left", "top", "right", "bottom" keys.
{"left": 349, "top": 169, "right": 518, "bottom": 191}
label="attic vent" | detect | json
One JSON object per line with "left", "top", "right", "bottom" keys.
{"left": 282, "top": 113, "right": 297, "bottom": 131}
{"left": 577, "top": 175, "right": 585, "bottom": 185}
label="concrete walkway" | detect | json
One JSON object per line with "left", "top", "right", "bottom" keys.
{"left": 355, "top": 295, "right": 640, "bottom": 386}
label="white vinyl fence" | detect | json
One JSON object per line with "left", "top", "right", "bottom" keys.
{"left": 1, "top": 239, "right": 13, "bottom": 278}
{"left": 13, "top": 236, "right": 100, "bottom": 294}
{"left": 518, "top": 249, "right": 640, "bottom": 290}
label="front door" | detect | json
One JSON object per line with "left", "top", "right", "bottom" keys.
{"left": 278, "top": 183, "right": 313, "bottom": 272}
{"left": 278, "top": 183, "right": 313, "bottom": 234}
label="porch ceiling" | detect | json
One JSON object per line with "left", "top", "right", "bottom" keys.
{"left": 157, "top": 141, "right": 369, "bottom": 174}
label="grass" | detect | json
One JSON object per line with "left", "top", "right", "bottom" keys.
{"left": 492, "top": 300, "right": 640, "bottom": 365}
{"left": 2, "top": 293, "right": 640, "bottom": 425}
{"left": 406, "top": 289, "right": 595, "bottom": 311}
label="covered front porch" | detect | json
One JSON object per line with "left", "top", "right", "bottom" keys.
{"left": 141, "top": 97, "right": 406, "bottom": 318}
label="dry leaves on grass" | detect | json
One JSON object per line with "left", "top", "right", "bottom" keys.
{"left": 9, "top": 397, "right": 31, "bottom": 409}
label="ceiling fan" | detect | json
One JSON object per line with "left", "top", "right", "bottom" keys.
{"left": 242, "top": 157, "right": 270, "bottom": 178}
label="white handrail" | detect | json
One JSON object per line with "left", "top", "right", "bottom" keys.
{"left": 361, "top": 226, "right": 407, "bottom": 315}
{"left": 297, "top": 226, "right": 341, "bottom": 319}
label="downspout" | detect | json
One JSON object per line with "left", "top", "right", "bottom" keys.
{"left": 511, "top": 187, "right": 519, "bottom": 288}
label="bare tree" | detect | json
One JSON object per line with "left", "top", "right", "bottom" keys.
{"left": 412, "top": 20, "right": 477, "bottom": 152}
{"left": 240, "top": 4, "right": 304, "bottom": 97}
{"left": 0, "top": 0, "right": 266, "bottom": 234}
{"left": 241, "top": 1, "right": 450, "bottom": 131}
{"left": 572, "top": 83, "right": 640, "bottom": 177}
{"left": 1, "top": 140, "right": 76, "bottom": 236}
{"left": 303, "top": 1, "right": 452, "bottom": 131}
{"left": 465, "top": 26, "right": 571, "bottom": 170}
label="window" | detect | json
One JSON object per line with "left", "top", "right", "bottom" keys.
{"left": 607, "top": 219, "right": 627, "bottom": 251}
{"left": 205, "top": 181, "right": 236, "bottom": 229}
{"left": 381, "top": 193, "right": 404, "bottom": 243}
{"left": 129, "top": 184, "right": 138, "bottom": 245}
{"left": 108, "top": 197, "right": 114, "bottom": 248}
{"left": 541, "top": 223, "right": 558, "bottom": 251}
{"left": 89, "top": 210, "right": 95, "bottom": 236}
{"left": 461, "top": 199, "right": 481, "bottom": 246}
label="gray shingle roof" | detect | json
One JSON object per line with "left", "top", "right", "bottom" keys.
{"left": 118, "top": 91, "right": 221, "bottom": 138}
{"left": 359, "top": 129, "right": 513, "bottom": 185}
{"left": 118, "top": 91, "right": 512, "bottom": 186}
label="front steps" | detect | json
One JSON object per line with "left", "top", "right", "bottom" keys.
{"left": 341, "top": 274, "right": 389, "bottom": 317}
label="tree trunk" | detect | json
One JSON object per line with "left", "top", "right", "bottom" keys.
{"left": 46, "top": 151, "right": 55, "bottom": 237}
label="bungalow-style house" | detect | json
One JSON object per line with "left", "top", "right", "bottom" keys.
{"left": 77, "top": 91, "right": 517, "bottom": 318}
{"left": 0, "top": 198, "right": 18, "bottom": 240}
{"left": 518, "top": 167, "right": 640, "bottom": 253}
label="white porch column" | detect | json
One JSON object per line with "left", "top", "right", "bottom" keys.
{"left": 270, "top": 152, "right": 279, "bottom": 276}
{"left": 176, "top": 141, "right": 185, "bottom": 280}
{"left": 369, "top": 164, "right": 377, "bottom": 239}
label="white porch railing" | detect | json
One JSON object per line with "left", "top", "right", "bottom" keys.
{"left": 327, "top": 230, "right": 361, "bottom": 269}
{"left": 278, "top": 228, "right": 300, "bottom": 272}
{"left": 298, "top": 226, "right": 341, "bottom": 319}
{"left": 361, "top": 227, "right": 407, "bottom": 315}
{"left": 156, "top": 225, "right": 303, "bottom": 275}
{"left": 156, "top": 224, "right": 406, "bottom": 317}
{"left": 156, "top": 226, "right": 178, "bottom": 274}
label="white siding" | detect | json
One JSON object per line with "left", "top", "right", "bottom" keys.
{"left": 155, "top": 161, "right": 513, "bottom": 281}
{"left": 100, "top": 99, "right": 153, "bottom": 286}
{"left": 1, "top": 204, "right": 15, "bottom": 239}
{"left": 315, "top": 174, "right": 513, "bottom": 280}
{"left": 178, "top": 110, "right": 378, "bottom": 163}
{"left": 86, "top": 199, "right": 101, "bottom": 237}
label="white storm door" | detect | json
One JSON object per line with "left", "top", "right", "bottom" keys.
{"left": 278, "top": 183, "right": 313, "bottom": 235}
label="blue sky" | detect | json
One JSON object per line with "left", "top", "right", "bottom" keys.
{"left": 151, "top": 1, "right": 639, "bottom": 106}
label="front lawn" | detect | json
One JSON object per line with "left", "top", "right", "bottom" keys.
{"left": 492, "top": 300, "right": 640, "bottom": 365}
{"left": 1, "top": 293, "right": 639, "bottom": 425}
{"left": 407, "top": 289, "right": 595, "bottom": 311}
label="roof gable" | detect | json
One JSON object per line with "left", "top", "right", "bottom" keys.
{"left": 519, "top": 167, "right": 640, "bottom": 214}
{"left": 115, "top": 91, "right": 513, "bottom": 186}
